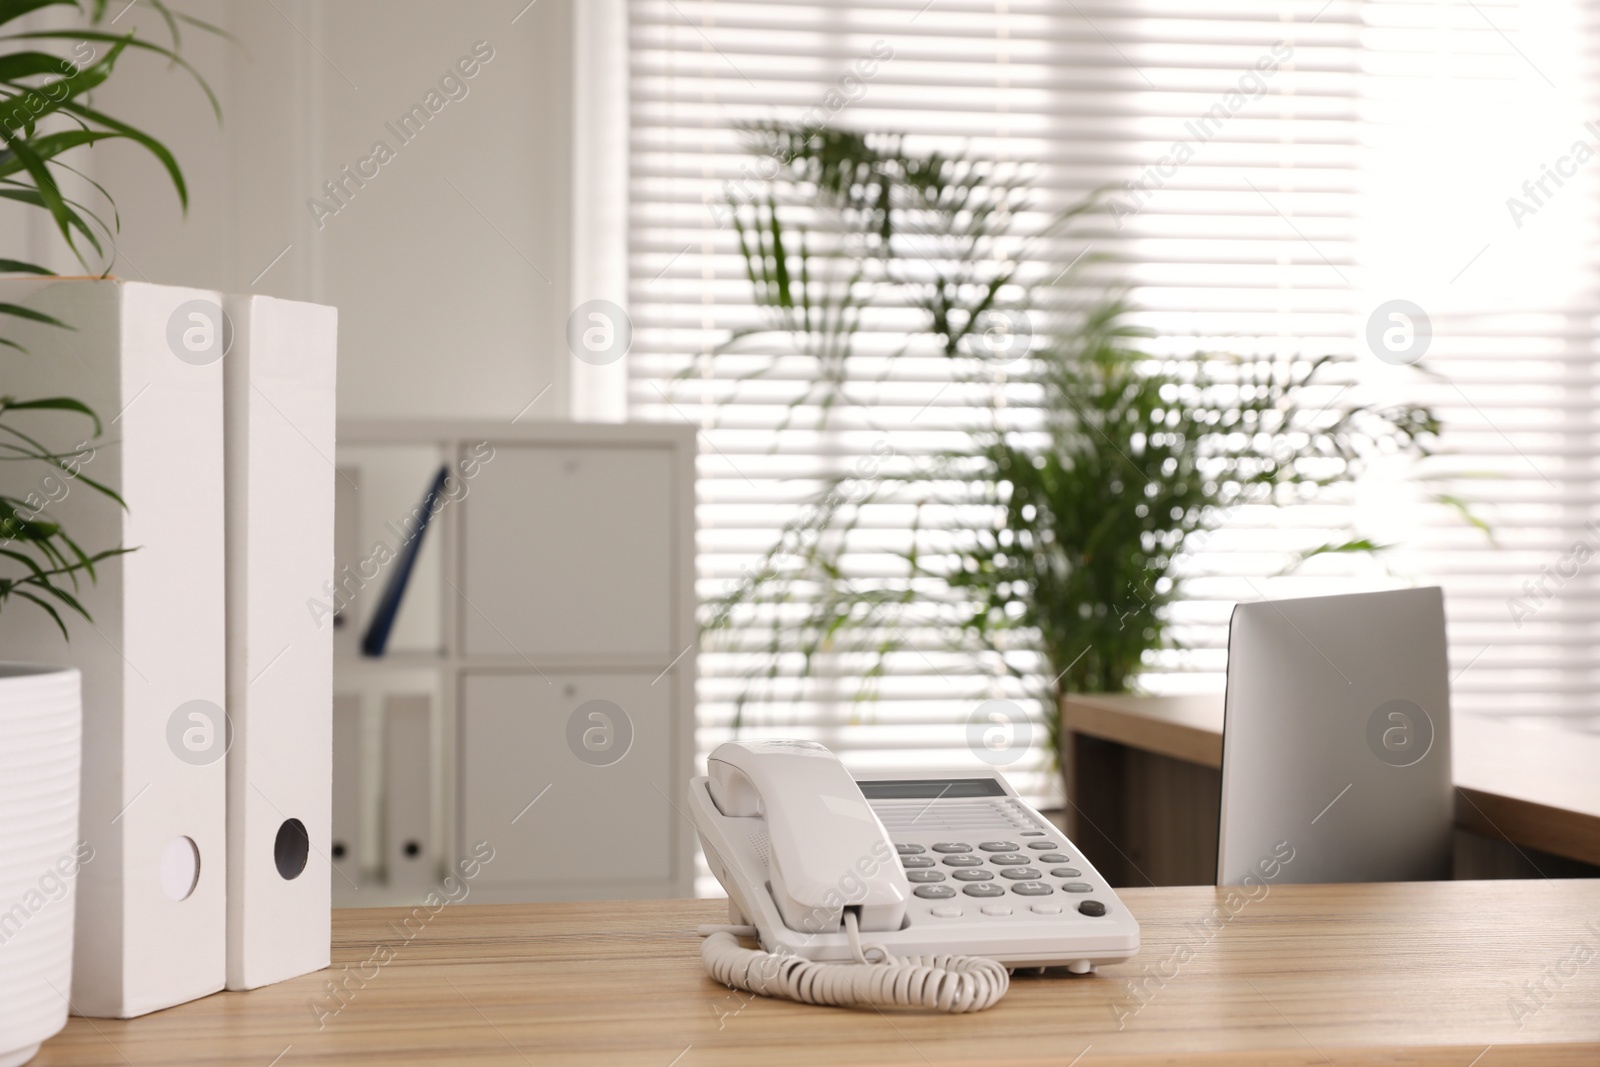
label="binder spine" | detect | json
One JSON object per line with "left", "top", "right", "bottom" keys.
{"left": 223, "top": 293, "right": 337, "bottom": 990}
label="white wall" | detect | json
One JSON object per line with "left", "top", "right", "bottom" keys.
{"left": 91, "top": 0, "right": 576, "bottom": 421}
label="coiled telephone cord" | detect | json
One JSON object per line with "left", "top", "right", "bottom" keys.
{"left": 698, "top": 911, "right": 1009, "bottom": 1012}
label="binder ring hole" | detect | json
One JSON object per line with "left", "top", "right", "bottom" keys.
{"left": 160, "top": 836, "right": 200, "bottom": 901}
{"left": 276, "top": 818, "right": 310, "bottom": 880}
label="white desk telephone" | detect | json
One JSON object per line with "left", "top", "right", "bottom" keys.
{"left": 689, "top": 739, "right": 1140, "bottom": 1012}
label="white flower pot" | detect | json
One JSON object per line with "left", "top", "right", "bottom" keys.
{"left": 0, "top": 665, "right": 82, "bottom": 1067}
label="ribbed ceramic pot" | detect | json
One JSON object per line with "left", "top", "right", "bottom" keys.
{"left": 0, "top": 665, "right": 82, "bottom": 1067}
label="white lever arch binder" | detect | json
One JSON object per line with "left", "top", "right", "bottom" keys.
{"left": 0, "top": 280, "right": 227, "bottom": 1017}
{"left": 223, "top": 293, "right": 338, "bottom": 990}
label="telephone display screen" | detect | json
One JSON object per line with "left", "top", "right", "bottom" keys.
{"left": 855, "top": 778, "right": 1006, "bottom": 799}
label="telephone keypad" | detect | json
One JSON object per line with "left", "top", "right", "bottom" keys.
{"left": 891, "top": 826, "right": 1106, "bottom": 916}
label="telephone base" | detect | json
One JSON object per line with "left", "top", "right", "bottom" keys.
{"left": 689, "top": 773, "right": 1139, "bottom": 969}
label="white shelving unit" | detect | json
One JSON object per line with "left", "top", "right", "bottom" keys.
{"left": 331, "top": 421, "right": 697, "bottom": 905}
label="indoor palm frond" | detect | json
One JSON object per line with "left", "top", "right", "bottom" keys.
{"left": 703, "top": 124, "right": 1448, "bottom": 752}
{"left": 0, "top": 0, "right": 220, "bottom": 635}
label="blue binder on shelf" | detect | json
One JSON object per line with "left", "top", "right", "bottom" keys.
{"left": 361, "top": 465, "right": 449, "bottom": 657}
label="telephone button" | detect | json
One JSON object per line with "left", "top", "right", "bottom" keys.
{"left": 1010, "top": 882, "right": 1053, "bottom": 896}
{"left": 941, "top": 855, "right": 983, "bottom": 867}
{"left": 1030, "top": 902, "right": 1064, "bottom": 915}
{"left": 1026, "top": 841, "right": 1060, "bottom": 850}
{"left": 951, "top": 869, "right": 993, "bottom": 881}
{"left": 931, "top": 842, "right": 973, "bottom": 853}
{"left": 1062, "top": 882, "right": 1094, "bottom": 893}
{"left": 978, "top": 841, "right": 1020, "bottom": 852}
{"left": 962, "top": 883, "right": 1006, "bottom": 898}
{"left": 913, "top": 885, "right": 957, "bottom": 899}
{"left": 1078, "top": 900, "right": 1107, "bottom": 917}
{"left": 906, "top": 870, "right": 946, "bottom": 883}
{"left": 1037, "top": 853, "right": 1073, "bottom": 864}
{"left": 1049, "top": 867, "right": 1083, "bottom": 879}
{"left": 987, "top": 853, "right": 1029, "bottom": 865}
{"left": 999, "top": 867, "right": 1042, "bottom": 880}
{"left": 930, "top": 906, "right": 963, "bottom": 918}
{"left": 895, "top": 843, "right": 925, "bottom": 855}
{"left": 980, "top": 904, "right": 1013, "bottom": 916}
{"left": 900, "top": 856, "right": 935, "bottom": 869}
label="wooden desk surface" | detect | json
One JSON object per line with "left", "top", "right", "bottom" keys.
{"left": 35, "top": 883, "right": 1600, "bottom": 1066}
{"left": 1063, "top": 693, "right": 1600, "bottom": 867}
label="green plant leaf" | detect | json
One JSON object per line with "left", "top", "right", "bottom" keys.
{"left": 0, "top": 128, "right": 118, "bottom": 178}
{"left": 11, "top": 587, "right": 68, "bottom": 639}
{"left": 0, "top": 49, "right": 78, "bottom": 80}
{"left": 8, "top": 29, "right": 220, "bottom": 120}
{"left": 59, "top": 96, "right": 186, "bottom": 210}
{"left": 0, "top": 33, "right": 124, "bottom": 133}
{"left": 2, "top": 395, "right": 102, "bottom": 434}
{"left": 0, "top": 130, "right": 76, "bottom": 255}
{"left": 0, "top": 184, "right": 104, "bottom": 258}
{"left": 0, "top": 299, "right": 68, "bottom": 327}
{"left": 0, "top": 256, "right": 50, "bottom": 273}
{"left": 171, "top": 10, "right": 242, "bottom": 51}
{"left": 0, "top": 1, "right": 77, "bottom": 26}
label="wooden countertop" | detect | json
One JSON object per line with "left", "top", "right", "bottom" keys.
{"left": 1062, "top": 693, "right": 1600, "bottom": 866}
{"left": 36, "top": 884, "right": 1600, "bottom": 1066}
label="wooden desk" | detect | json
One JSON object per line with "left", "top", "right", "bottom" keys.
{"left": 1062, "top": 694, "right": 1600, "bottom": 885}
{"left": 34, "top": 885, "right": 1600, "bottom": 1066}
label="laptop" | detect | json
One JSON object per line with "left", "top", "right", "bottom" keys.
{"left": 1217, "top": 587, "right": 1453, "bottom": 885}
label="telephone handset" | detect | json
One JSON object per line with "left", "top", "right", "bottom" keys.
{"left": 705, "top": 739, "right": 906, "bottom": 935}
{"left": 689, "top": 739, "right": 1140, "bottom": 1013}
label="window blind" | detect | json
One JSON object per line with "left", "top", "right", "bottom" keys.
{"left": 1351, "top": 0, "right": 1600, "bottom": 728}
{"left": 625, "top": 0, "right": 1599, "bottom": 821}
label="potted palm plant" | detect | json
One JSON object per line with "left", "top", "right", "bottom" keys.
{"left": 702, "top": 126, "right": 1444, "bottom": 769}
{"left": 0, "top": 3, "right": 214, "bottom": 1063}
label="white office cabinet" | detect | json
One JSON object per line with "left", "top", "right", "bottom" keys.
{"left": 382, "top": 694, "right": 436, "bottom": 890}
{"left": 460, "top": 673, "right": 674, "bottom": 896}
{"left": 331, "top": 422, "right": 696, "bottom": 905}
{"left": 330, "top": 694, "right": 364, "bottom": 885}
{"left": 462, "top": 446, "right": 674, "bottom": 661}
